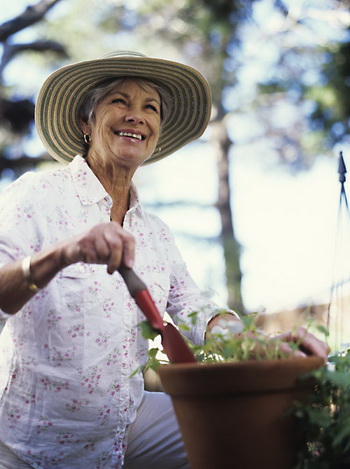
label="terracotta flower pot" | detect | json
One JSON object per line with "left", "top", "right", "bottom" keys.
{"left": 158, "top": 356, "right": 323, "bottom": 469}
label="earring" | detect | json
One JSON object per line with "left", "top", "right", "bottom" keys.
{"left": 83, "top": 133, "right": 91, "bottom": 144}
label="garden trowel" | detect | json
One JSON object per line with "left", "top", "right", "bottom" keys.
{"left": 118, "top": 266, "right": 196, "bottom": 364}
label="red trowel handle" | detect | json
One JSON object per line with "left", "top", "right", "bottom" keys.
{"left": 118, "top": 266, "right": 164, "bottom": 330}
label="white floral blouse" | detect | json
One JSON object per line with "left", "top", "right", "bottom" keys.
{"left": 0, "top": 155, "right": 220, "bottom": 468}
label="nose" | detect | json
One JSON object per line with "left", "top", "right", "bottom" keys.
{"left": 124, "top": 106, "right": 144, "bottom": 125}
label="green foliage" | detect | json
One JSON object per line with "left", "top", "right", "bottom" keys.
{"left": 139, "top": 320, "right": 159, "bottom": 341}
{"left": 130, "top": 321, "right": 169, "bottom": 377}
{"left": 192, "top": 313, "right": 301, "bottom": 363}
{"left": 139, "top": 312, "right": 308, "bottom": 372}
{"left": 306, "top": 41, "right": 350, "bottom": 144}
{"left": 293, "top": 349, "right": 350, "bottom": 468}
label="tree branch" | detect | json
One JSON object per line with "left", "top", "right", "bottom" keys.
{"left": 0, "top": 0, "right": 63, "bottom": 42}
{"left": 0, "top": 41, "right": 67, "bottom": 78}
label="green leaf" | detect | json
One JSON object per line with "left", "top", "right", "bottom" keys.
{"left": 324, "top": 370, "right": 350, "bottom": 388}
{"left": 332, "top": 420, "right": 350, "bottom": 447}
{"left": 315, "top": 324, "right": 329, "bottom": 337}
{"left": 241, "top": 314, "right": 256, "bottom": 330}
{"left": 139, "top": 320, "right": 159, "bottom": 341}
{"left": 148, "top": 347, "right": 160, "bottom": 359}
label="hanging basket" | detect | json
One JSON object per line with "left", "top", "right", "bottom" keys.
{"left": 159, "top": 356, "right": 323, "bottom": 469}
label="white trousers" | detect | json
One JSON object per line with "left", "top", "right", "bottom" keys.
{"left": 0, "top": 391, "right": 190, "bottom": 469}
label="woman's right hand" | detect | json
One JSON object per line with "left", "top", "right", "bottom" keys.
{"left": 0, "top": 222, "right": 135, "bottom": 315}
{"left": 59, "top": 222, "right": 135, "bottom": 274}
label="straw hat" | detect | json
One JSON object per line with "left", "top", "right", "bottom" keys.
{"left": 35, "top": 51, "right": 212, "bottom": 165}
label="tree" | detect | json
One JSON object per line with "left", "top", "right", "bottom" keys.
{"left": 0, "top": 0, "right": 67, "bottom": 175}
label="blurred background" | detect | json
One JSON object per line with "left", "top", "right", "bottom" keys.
{"left": 0, "top": 0, "right": 350, "bottom": 345}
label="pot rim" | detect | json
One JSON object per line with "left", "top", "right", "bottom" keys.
{"left": 158, "top": 356, "right": 324, "bottom": 396}
{"left": 159, "top": 355, "right": 323, "bottom": 371}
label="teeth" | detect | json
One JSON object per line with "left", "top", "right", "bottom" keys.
{"left": 117, "top": 131, "right": 143, "bottom": 140}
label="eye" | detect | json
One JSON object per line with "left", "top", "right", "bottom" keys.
{"left": 146, "top": 104, "right": 159, "bottom": 113}
{"left": 111, "top": 98, "right": 126, "bottom": 104}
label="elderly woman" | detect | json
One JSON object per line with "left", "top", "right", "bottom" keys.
{"left": 0, "top": 52, "right": 328, "bottom": 469}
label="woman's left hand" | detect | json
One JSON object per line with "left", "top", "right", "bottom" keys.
{"left": 276, "top": 326, "right": 330, "bottom": 361}
{"left": 206, "top": 315, "right": 330, "bottom": 362}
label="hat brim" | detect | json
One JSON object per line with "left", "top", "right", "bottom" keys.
{"left": 35, "top": 54, "right": 212, "bottom": 165}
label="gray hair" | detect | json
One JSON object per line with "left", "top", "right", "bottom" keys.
{"left": 78, "top": 77, "right": 173, "bottom": 127}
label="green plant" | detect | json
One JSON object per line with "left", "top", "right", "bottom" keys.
{"left": 292, "top": 348, "right": 350, "bottom": 468}
{"left": 189, "top": 311, "right": 304, "bottom": 362}
{"left": 137, "top": 311, "right": 309, "bottom": 373}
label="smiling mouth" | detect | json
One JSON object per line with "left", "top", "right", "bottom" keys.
{"left": 114, "top": 131, "right": 145, "bottom": 141}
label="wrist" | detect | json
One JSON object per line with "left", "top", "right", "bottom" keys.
{"left": 206, "top": 312, "right": 243, "bottom": 339}
{"left": 21, "top": 256, "right": 42, "bottom": 293}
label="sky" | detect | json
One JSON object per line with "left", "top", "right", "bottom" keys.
{"left": 1, "top": 0, "right": 350, "bottom": 318}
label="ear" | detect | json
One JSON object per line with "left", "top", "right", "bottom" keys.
{"left": 80, "top": 119, "right": 91, "bottom": 135}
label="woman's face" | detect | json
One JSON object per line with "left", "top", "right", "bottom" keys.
{"left": 84, "top": 79, "right": 162, "bottom": 169}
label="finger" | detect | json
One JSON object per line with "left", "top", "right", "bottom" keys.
{"left": 94, "top": 236, "right": 112, "bottom": 262}
{"left": 120, "top": 230, "right": 135, "bottom": 268}
{"left": 80, "top": 234, "right": 109, "bottom": 264}
{"left": 292, "top": 327, "right": 330, "bottom": 359}
{"left": 78, "top": 236, "right": 97, "bottom": 264}
{"left": 293, "top": 349, "right": 307, "bottom": 358}
{"left": 298, "top": 334, "right": 330, "bottom": 360}
{"left": 279, "top": 327, "right": 329, "bottom": 361}
{"left": 277, "top": 341, "right": 307, "bottom": 359}
{"left": 105, "top": 227, "right": 123, "bottom": 274}
{"left": 107, "top": 223, "right": 135, "bottom": 269}
{"left": 106, "top": 235, "right": 123, "bottom": 274}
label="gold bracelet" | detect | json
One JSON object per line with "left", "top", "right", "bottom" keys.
{"left": 21, "top": 256, "right": 41, "bottom": 293}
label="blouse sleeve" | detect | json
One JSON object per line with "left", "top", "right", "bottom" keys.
{"left": 0, "top": 172, "right": 41, "bottom": 319}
